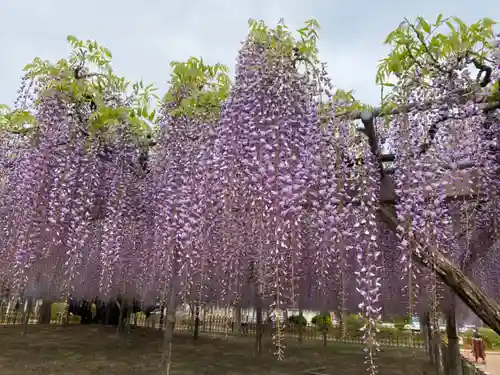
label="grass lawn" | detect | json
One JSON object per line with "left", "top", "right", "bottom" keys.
{"left": 0, "top": 325, "right": 436, "bottom": 375}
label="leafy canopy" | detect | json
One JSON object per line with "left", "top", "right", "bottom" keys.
{"left": 248, "top": 18, "right": 320, "bottom": 63}
{"left": 377, "top": 15, "right": 496, "bottom": 85}
{"left": 1, "top": 16, "right": 498, "bottom": 144}
{"left": 1, "top": 36, "right": 159, "bottom": 147}
{"left": 164, "top": 57, "right": 230, "bottom": 121}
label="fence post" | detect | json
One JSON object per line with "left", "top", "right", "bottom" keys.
{"left": 298, "top": 310, "right": 304, "bottom": 344}
{"left": 461, "top": 359, "right": 470, "bottom": 375}
{"left": 424, "top": 312, "right": 435, "bottom": 364}
{"left": 441, "top": 341, "right": 450, "bottom": 375}
{"left": 432, "top": 328, "right": 444, "bottom": 375}
{"left": 445, "top": 295, "right": 463, "bottom": 375}
{"left": 459, "top": 352, "right": 488, "bottom": 375}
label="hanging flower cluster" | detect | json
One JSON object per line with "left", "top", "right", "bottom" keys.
{"left": 1, "top": 17, "right": 500, "bottom": 373}
{"left": 383, "top": 23, "right": 500, "bottom": 331}
{"left": 0, "top": 37, "right": 158, "bottom": 304}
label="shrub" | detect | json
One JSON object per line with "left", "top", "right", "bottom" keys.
{"left": 462, "top": 328, "right": 500, "bottom": 350}
{"left": 311, "top": 314, "right": 332, "bottom": 329}
{"left": 288, "top": 314, "right": 307, "bottom": 326}
{"left": 378, "top": 327, "right": 410, "bottom": 339}
{"left": 394, "top": 322, "right": 406, "bottom": 331}
{"left": 51, "top": 302, "right": 67, "bottom": 321}
{"left": 50, "top": 302, "right": 81, "bottom": 323}
{"left": 345, "top": 314, "right": 366, "bottom": 331}
{"left": 136, "top": 311, "right": 147, "bottom": 321}
{"left": 392, "top": 316, "right": 410, "bottom": 331}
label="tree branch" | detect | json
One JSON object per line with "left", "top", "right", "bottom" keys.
{"left": 403, "top": 18, "right": 447, "bottom": 75}
{"left": 379, "top": 205, "right": 500, "bottom": 335}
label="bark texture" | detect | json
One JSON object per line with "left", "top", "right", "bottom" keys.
{"left": 445, "top": 296, "right": 463, "bottom": 375}
{"left": 379, "top": 205, "right": 500, "bottom": 336}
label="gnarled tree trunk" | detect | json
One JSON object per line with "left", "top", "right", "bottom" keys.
{"left": 380, "top": 205, "right": 500, "bottom": 335}
{"left": 358, "top": 111, "right": 500, "bottom": 336}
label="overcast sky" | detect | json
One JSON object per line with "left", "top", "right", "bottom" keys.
{"left": 1, "top": 0, "right": 499, "bottom": 107}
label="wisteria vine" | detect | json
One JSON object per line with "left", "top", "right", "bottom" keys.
{"left": 1, "top": 16, "right": 500, "bottom": 374}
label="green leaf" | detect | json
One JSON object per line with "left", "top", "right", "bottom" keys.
{"left": 66, "top": 35, "right": 78, "bottom": 44}
{"left": 435, "top": 14, "right": 443, "bottom": 26}
{"left": 419, "top": 17, "right": 431, "bottom": 33}
{"left": 446, "top": 21, "right": 456, "bottom": 33}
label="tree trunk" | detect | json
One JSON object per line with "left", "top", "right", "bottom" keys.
{"left": 298, "top": 309, "right": 304, "bottom": 344}
{"left": 64, "top": 299, "right": 70, "bottom": 326}
{"left": 253, "top": 258, "right": 264, "bottom": 355}
{"left": 255, "top": 305, "right": 263, "bottom": 355}
{"left": 234, "top": 302, "right": 241, "bottom": 334}
{"left": 116, "top": 299, "right": 126, "bottom": 335}
{"left": 37, "top": 300, "right": 52, "bottom": 324}
{"left": 193, "top": 303, "right": 200, "bottom": 340}
{"left": 125, "top": 311, "right": 133, "bottom": 337}
{"left": 446, "top": 295, "right": 463, "bottom": 375}
{"left": 104, "top": 302, "right": 111, "bottom": 325}
{"left": 159, "top": 303, "right": 165, "bottom": 331}
{"left": 380, "top": 205, "right": 500, "bottom": 335}
{"left": 422, "top": 312, "right": 434, "bottom": 363}
{"left": 0, "top": 299, "right": 5, "bottom": 324}
{"left": 322, "top": 310, "right": 328, "bottom": 347}
{"left": 22, "top": 298, "right": 33, "bottom": 335}
{"left": 339, "top": 308, "right": 347, "bottom": 339}
{"left": 161, "top": 281, "right": 177, "bottom": 374}
{"left": 432, "top": 325, "right": 443, "bottom": 375}
{"left": 418, "top": 243, "right": 500, "bottom": 335}
{"left": 133, "top": 310, "right": 138, "bottom": 326}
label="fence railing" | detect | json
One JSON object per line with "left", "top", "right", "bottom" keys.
{"left": 0, "top": 308, "right": 426, "bottom": 349}
{"left": 164, "top": 316, "right": 426, "bottom": 348}
{"left": 440, "top": 340, "right": 488, "bottom": 375}
{"left": 2, "top": 304, "right": 493, "bottom": 375}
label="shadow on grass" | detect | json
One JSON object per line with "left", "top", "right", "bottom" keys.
{"left": 0, "top": 325, "right": 435, "bottom": 375}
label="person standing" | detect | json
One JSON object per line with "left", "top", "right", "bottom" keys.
{"left": 472, "top": 328, "right": 486, "bottom": 364}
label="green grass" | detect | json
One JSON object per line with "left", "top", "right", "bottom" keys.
{"left": 0, "top": 324, "right": 436, "bottom": 375}
{"left": 461, "top": 328, "right": 500, "bottom": 351}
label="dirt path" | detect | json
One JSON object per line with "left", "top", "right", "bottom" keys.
{"left": 461, "top": 351, "right": 500, "bottom": 375}
{"left": 479, "top": 354, "right": 500, "bottom": 375}
{"left": 0, "top": 325, "right": 435, "bottom": 375}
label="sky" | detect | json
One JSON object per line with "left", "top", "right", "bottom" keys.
{"left": 1, "top": 0, "right": 499, "bottom": 108}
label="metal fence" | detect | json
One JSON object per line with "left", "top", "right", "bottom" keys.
{"left": 162, "top": 315, "right": 427, "bottom": 348}
{"left": 4, "top": 306, "right": 491, "bottom": 374}
{"left": 0, "top": 307, "right": 426, "bottom": 349}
